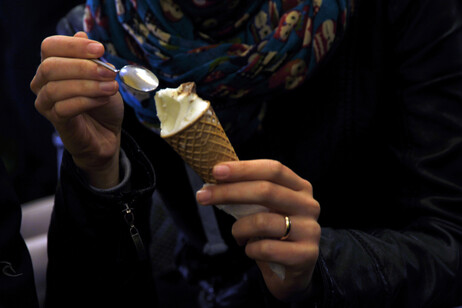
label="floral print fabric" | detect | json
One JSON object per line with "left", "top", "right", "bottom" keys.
{"left": 84, "top": 0, "right": 350, "bottom": 130}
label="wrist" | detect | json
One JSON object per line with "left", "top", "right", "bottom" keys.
{"left": 73, "top": 151, "right": 120, "bottom": 189}
{"left": 88, "top": 149, "right": 131, "bottom": 192}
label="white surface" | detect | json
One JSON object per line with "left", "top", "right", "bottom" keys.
{"left": 21, "top": 195, "right": 54, "bottom": 307}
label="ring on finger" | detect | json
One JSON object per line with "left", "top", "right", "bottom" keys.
{"left": 280, "top": 216, "right": 291, "bottom": 241}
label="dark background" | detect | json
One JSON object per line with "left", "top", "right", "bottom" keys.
{"left": 0, "top": 1, "right": 83, "bottom": 203}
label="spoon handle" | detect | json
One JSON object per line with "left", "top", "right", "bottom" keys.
{"left": 91, "top": 59, "right": 119, "bottom": 73}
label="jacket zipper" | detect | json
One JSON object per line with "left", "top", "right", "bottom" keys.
{"left": 121, "top": 202, "right": 147, "bottom": 260}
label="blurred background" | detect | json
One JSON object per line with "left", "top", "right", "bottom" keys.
{"left": 0, "top": 0, "right": 83, "bottom": 204}
{"left": 0, "top": 1, "right": 84, "bottom": 306}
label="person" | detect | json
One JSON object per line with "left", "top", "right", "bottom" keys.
{"left": 0, "top": 158, "right": 39, "bottom": 308}
{"left": 30, "top": 0, "right": 462, "bottom": 307}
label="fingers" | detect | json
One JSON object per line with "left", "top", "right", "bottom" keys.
{"left": 196, "top": 160, "right": 319, "bottom": 215}
{"left": 197, "top": 180, "right": 319, "bottom": 216}
{"left": 31, "top": 33, "right": 119, "bottom": 121}
{"left": 199, "top": 183, "right": 318, "bottom": 218}
{"left": 233, "top": 212, "right": 320, "bottom": 279}
{"left": 33, "top": 67, "right": 119, "bottom": 122}
{"left": 213, "top": 160, "right": 311, "bottom": 192}
{"left": 40, "top": 33, "right": 104, "bottom": 61}
{"left": 35, "top": 77, "right": 118, "bottom": 109}
{"left": 31, "top": 56, "right": 116, "bottom": 94}
{"left": 32, "top": 32, "right": 107, "bottom": 93}
{"left": 245, "top": 240, "right": 319, "bottom": 270}
{"left": 41, "top": 95, "right": 120, "bottom": 124}
{"left": 232, "top": 212, "right": 321, "bottom": 245}
{"left": 201, "top": 159, "right": 320, "bottom": 299}
{"left": 74, "top": 31, "right": 88, "bottom": 39}
{"left": 232, "top": 213, "right": 288, "bottom": 245}
{"left": 197, "top": 159, "right": 320, "bottom": 299}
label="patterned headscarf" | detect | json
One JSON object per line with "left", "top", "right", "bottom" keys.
{"left": 84, "top": 0, "right": 351, "bottom": 132}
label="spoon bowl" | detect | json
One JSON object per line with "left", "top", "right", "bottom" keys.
{"left": 92, "top": 59, "right": 159, "bottom": 92}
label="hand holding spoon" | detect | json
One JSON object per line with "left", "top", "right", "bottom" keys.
{"left": 92, "top": 59, "right": 159, "bottom": 92}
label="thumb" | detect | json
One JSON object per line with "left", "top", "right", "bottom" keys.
{"left": 74, "top": 31, "right": 88, "bottom": 39}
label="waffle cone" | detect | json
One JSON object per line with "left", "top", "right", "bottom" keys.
{"left": 162, "top": 103, "right": 238, "bottom": 184}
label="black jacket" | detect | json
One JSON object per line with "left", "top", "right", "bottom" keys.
{"left": 0, "top": 161, "right": 38, "bottom": 308}
{"left": 47, "top": 0, "right": 462, "bottom": 307}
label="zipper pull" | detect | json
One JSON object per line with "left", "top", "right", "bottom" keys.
{"left": 122, "top": 203, "right": 147, "bottom": 260}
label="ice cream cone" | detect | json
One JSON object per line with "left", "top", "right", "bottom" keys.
{"left": 162, "top": 103, "right": 238, "bottom": 184}
{"left": 155, "top": 82, "right": 286, "bottom": 279}
{"left": 157, "top": 82, "right": 238, "bottom": 183}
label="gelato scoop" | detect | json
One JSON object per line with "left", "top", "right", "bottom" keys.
{"left": 155, "top": 82, "right": 238, "bottom": 184}
{"left": 156, "top": 82, "right": 210, "bottom": 137}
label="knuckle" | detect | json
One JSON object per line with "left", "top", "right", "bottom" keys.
{"left": 246, "top": 240, "right": 276, "bottom": 260}
{"left": 231, "top": 219, "right": 245, "bottom": 238}
{"left": 40, "top": 36, "right": 53, "bottom": 54}
{"left": 231, "top": 222, "right": 240, "bottom": 238}
{"left": 299, "top": 245, "right": 319, "bottom": 264}
{"left": 40, "top": 83, "right": 56, "bottom": 105}
{"left": 52, "top": 102, "right": 67, "bottom": 120}
{"left": 308, "top": 220, "right": 321, "bottom": 241}
{"left": 218, "top": 184, "right": 231, "bottom": 201}
{"left": 54, "top": 97, "right": 81, "bottom": 120}
{"left": 251, "top": 213, "right": 270, "bottom": 232}
{"left": 311, "top": 200, "right": 321, "bottom": 218}
{"left": 76, "top": 60, "right": 92, "bottom": 77}
{"left": 33, "top": 98, "right": 44, "bottom": 114}
{"left": 34, "top": 89, "right": 50, "bottom": 112}
{"left": 30, "top": 79, "right": 38, "bottom": 95}
{"left": 40, "top": 36, "right": 62, "bottom": 60}
{"left": 257, "top": 181, "right": 274, "bottom": 201}
{"left": 259, "top": 241, "right": 278, "bottom": 260}
{"left": 77, "top": 80, "right": 97, "bottom": 95}
{"left": 286, "top": 244, "right": 319, "bottom": 268}
{"left": 302, "top": 179, "right": 313, "bottom": 192}
{"left": 81, "top": 80, "right": 93, "bottom": 93}
{"left": 40, "top": 58, "right": 54, "bottom": 80}
{"left": 266, "top": 160, "right": 284, "bottom": 179}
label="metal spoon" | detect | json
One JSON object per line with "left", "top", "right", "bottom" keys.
{"left": 92, "top": 59, "right": 159, "bottom": 92}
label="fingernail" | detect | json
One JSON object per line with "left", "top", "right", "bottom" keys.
{"left": 87, "top": 42, "right": 103, "bottom": 56}
{"left": 100, "top": 81, "right": 117, "bottom": 91}
{"left": 213, "top": 165, "right": 230, "bottom": 179}
{"left": 97, "top": 66, "right": 116, "bottom": 78}
{"left": 196, "top": 188, "right": 212, "bottom": 205}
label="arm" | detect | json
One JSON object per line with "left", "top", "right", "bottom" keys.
{"left": 45, "top": 132, "right": 156, "bottom": 307}
{"left": 31, "top": 32, "right": 157, "bottom": 306}
{"left": 197, "top": 0, "right": 462, "bottom": 306}
{"left": 312, "top": 0, "right": 462, "bottom": 306}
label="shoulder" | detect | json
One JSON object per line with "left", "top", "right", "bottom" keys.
{"left": 387, "top": 0, "right": 462, "bottom": 34}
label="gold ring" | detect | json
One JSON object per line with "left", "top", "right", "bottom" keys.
{"left": 280, "top": 216, "right": 291, "bottom": 241}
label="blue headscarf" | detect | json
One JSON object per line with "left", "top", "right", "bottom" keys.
{"left": 84, "top": 0, "right": 351, "bottom": 132}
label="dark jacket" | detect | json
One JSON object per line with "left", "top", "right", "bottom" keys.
{"left": 47, "top": 0, "right": 462, "bottom": 307}
{"left": 0, "top": 161, "right": 39, "bottom": 308}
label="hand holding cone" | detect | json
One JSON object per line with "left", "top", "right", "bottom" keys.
{"left": 155, "top": 82, "right": 286, "bottom": 279}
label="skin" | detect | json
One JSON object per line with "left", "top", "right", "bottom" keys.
{"left": 30, "top": 32, "right": 321, "bottom": 301}
{"left": 30, "top": 32, "right": 123, "bottom": 188}
{"left": 197, "top": 160, "right": 320, "bottom": 300}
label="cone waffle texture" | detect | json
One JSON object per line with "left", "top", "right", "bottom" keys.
{"left": 163, "top": 104, "right": 238, "bottom": 184}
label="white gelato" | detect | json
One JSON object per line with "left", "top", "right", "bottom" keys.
{"left": 155, "top": 82, "right": 209, "bottom": 137}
